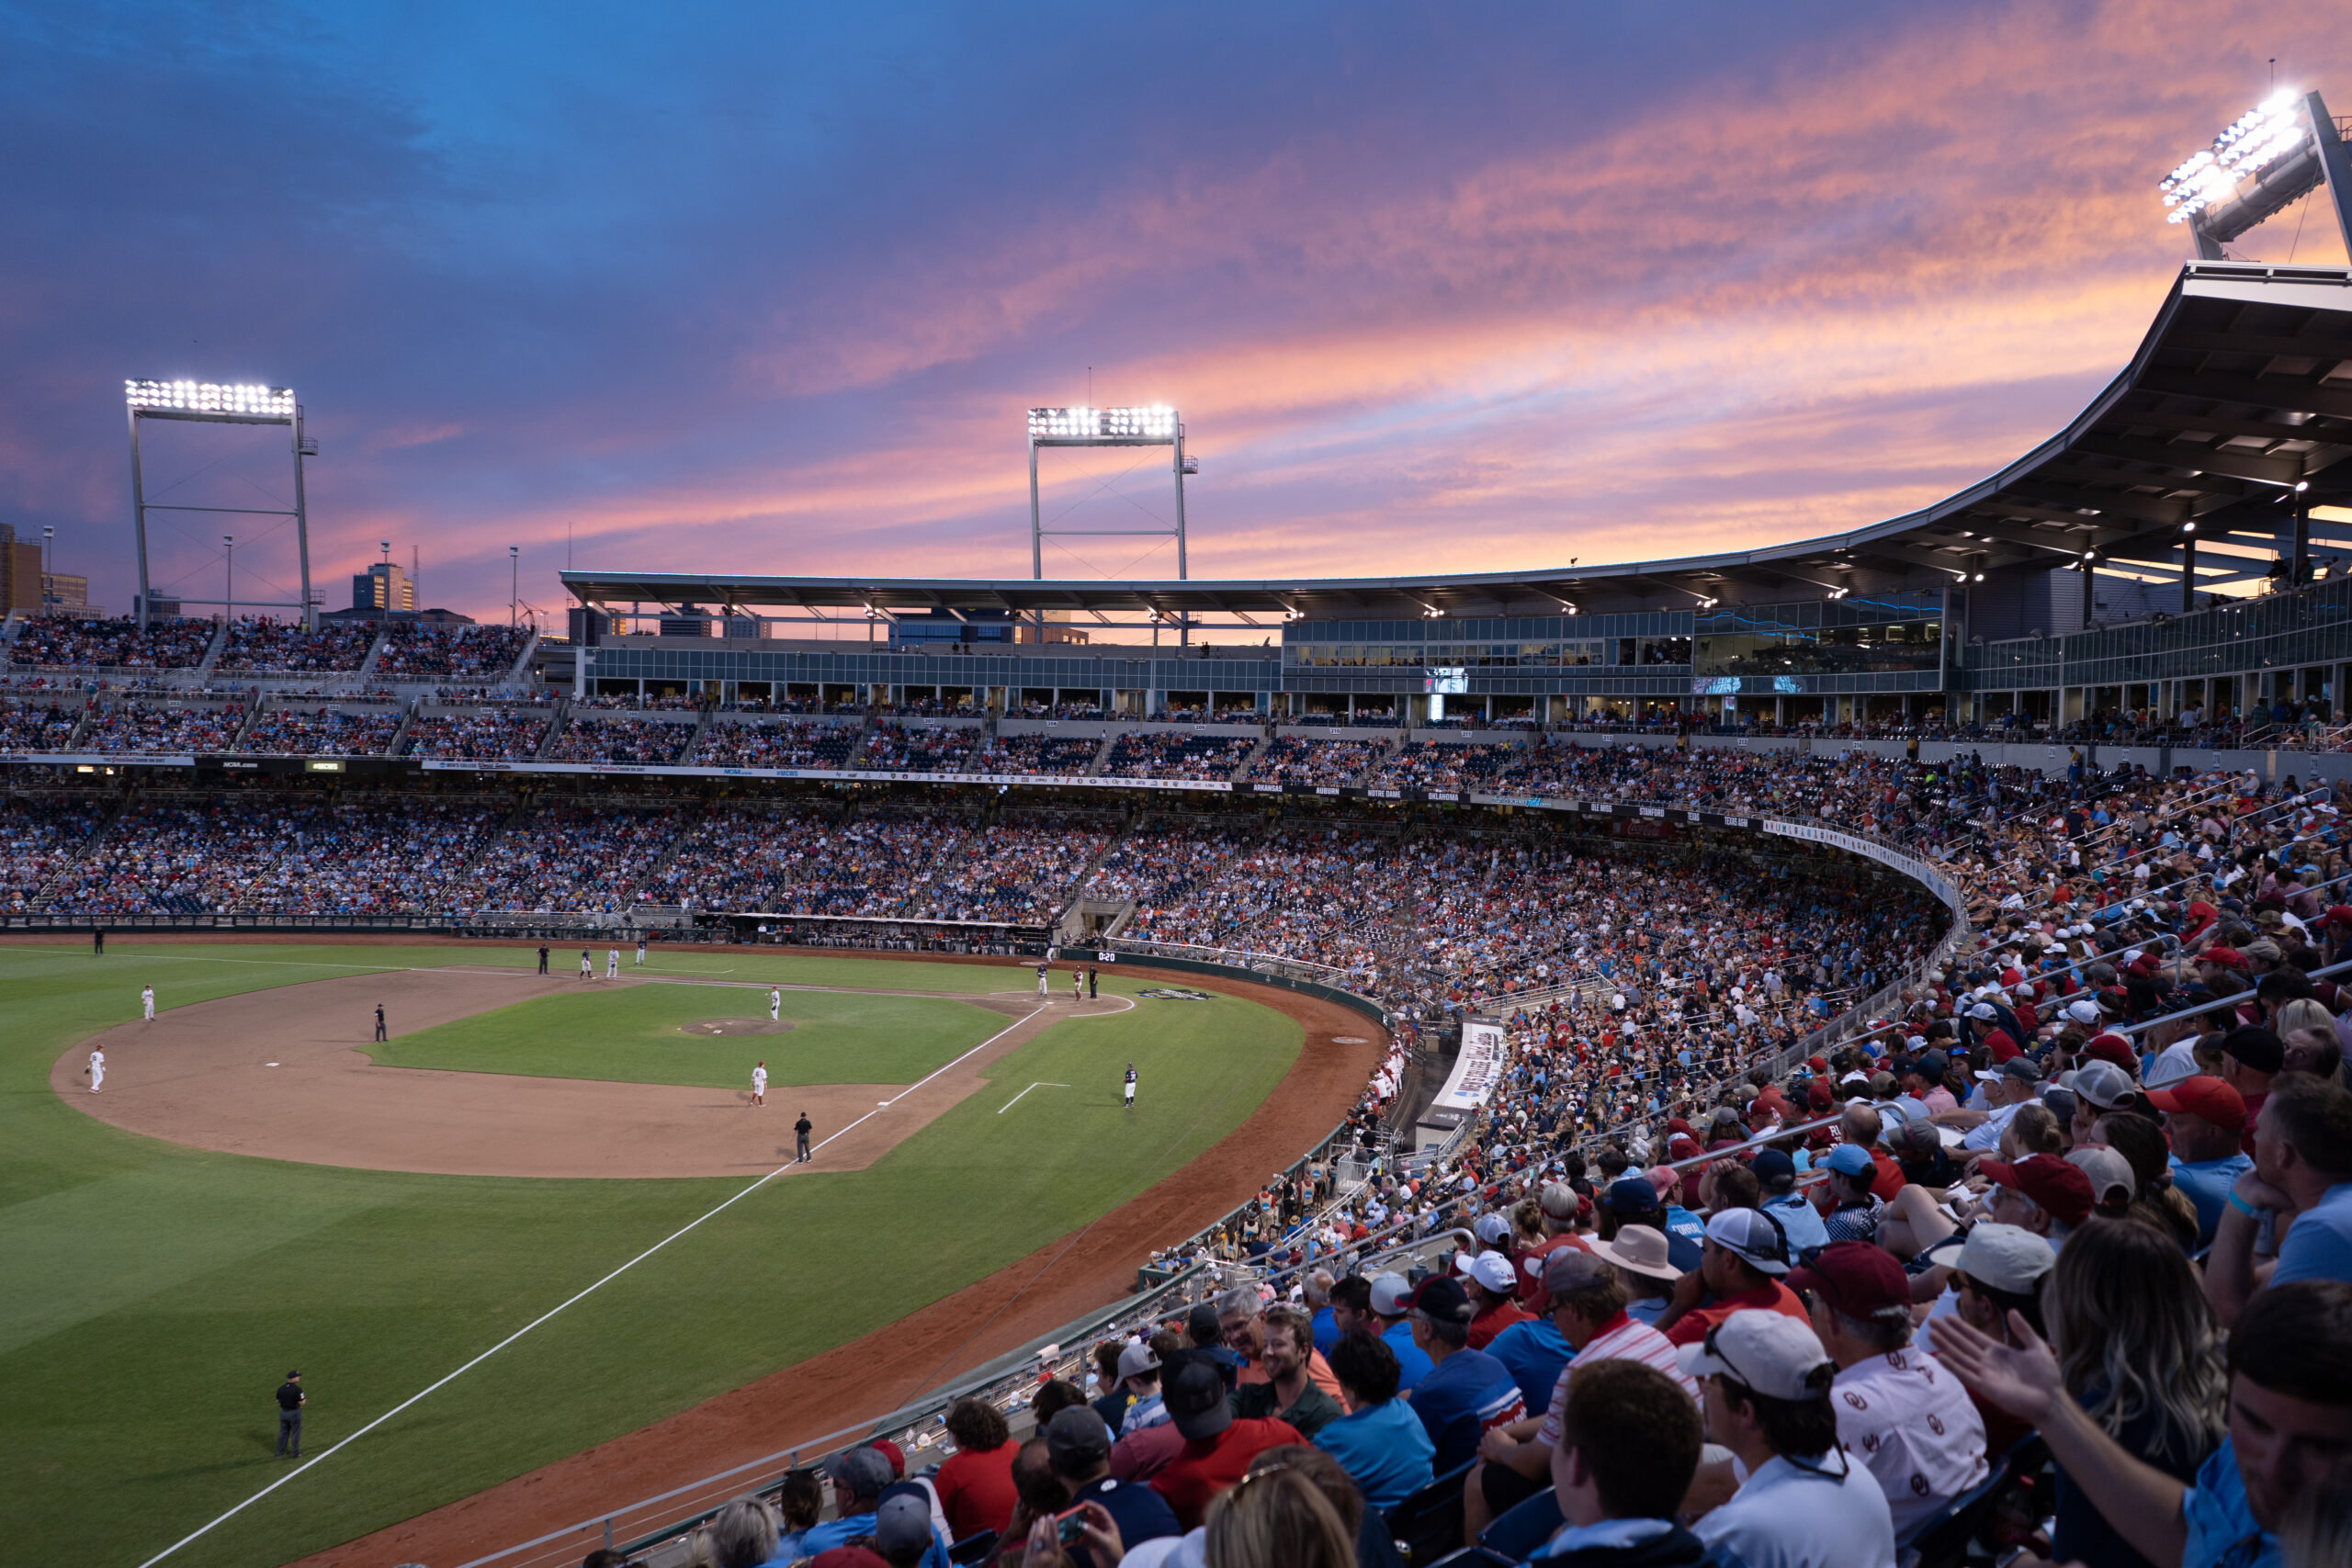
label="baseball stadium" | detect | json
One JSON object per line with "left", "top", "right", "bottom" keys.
{"left": 12, "top": 49, "right": 2352, "bottom": 1568}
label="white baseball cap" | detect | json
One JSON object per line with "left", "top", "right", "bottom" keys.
{"left": 1677, "top": 1309, "right": 1834, "bottom": 1401}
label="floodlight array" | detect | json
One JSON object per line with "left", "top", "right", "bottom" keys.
{"left": 125, "top": 379, "right": 297, "bottom": 418}
{"left": 2160, "top": 90, "right": 2310, "bottom": 224}
{"left": 1027, "top": 405, "right": 1177, "bottom": 441}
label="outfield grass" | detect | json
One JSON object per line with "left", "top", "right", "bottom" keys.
{"left": 0, "top": 942, "right": 1298, "bottom": 1568}
{"left": 371, "top": 983, "right": 1012, "bottom": 1088}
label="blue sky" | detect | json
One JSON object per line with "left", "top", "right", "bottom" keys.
{"left": 4, "top": 1, "right": 2348, "bottom": 622}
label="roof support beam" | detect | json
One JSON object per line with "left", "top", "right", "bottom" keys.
{"left": 2066, "top": 434, "right": 2305, "bottom": 486}
{"left": 2135, "top": 370, "right": 2352, "bottom": 422}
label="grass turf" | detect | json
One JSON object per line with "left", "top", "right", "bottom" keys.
{"left": 369, "top": 983, "right": 1013, "bottom": 1088}
{"left": 0, "top": 942, "right": 1299, "bottom": 1568}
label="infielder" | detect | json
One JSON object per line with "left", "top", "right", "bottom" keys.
{"left": 606, "top": 947, "right": 620, "bottom": 978}
{"left": 1071, "top": 968, "right": 1083, "bottom": 1002}
{"left": 87, "top": 1046, "right": 104, "bottom": 1093}
{"left": 768, "top": 987, "right": 782, "bottom": 1022}
{"left": 752, "top": 1060, "right": 767, "bottom": 1107}
{"left": 1123, "top": 1063, "right": 1136, "bottom": 1109}
{"left": 141, "top": 984, "right": 155, "bottom": 1021}
{"left": 580, "top": 947, "right": 594, "bottom": 979}
{"left": 1036, "top": 962, "right": 1050, "bottom": 998}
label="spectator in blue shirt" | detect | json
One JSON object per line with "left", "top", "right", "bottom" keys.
{"left": 1400, "top": 1275, "right": 1526, "bottom": 1474}
{"left": 1483, "top": 1304, "right": 1573, "bottom": 1416}
{"left": 2149, "top": 1077, "right": 2254, "bottom": 1248}
{"left": 793, "top": 1449, "right": 949, "bottom": 1567}
{"left": 1752, "top": 1148, "right": 1831, "bottom": 1263}
{"left": 1329, "top": 1272, "right": 1434, "bottom": 1393}
{"left": 1933, "top": 1276, "right": 2352, "bottom": 1568}
{"left": 1314, "top": 1330, "right": 1435, "bottom": 1510}
{"left": 2204, "top": 1076, "right": 2352, "bottom": 1327}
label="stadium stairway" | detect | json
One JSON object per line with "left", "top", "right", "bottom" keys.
{"left": 1083, "top": 728, "right": 1121, "bottom": 776}
{"left": 382, "top": 695, "right": 421, "bottom": 758}
{"left": 32, "top": 781, "right": 136, "bottom": 908}
{"left": 839, "top": 709, "right": 882, "bottom": 769}
{"left": 1228, "top": 732, "right": 1272, "bottom": 782}
{"left": 675, "top": 705, "right": 714, "bottom": 765}
{"left": 503, "top": 628, "right": 540, "bottom": 688}
{"left": 222, "top": 695, "right": 266, "bottom": 753}
{"left": 1351, "top": 730, "right": 1405, "bottom": 786}
{"left": 191, "top": 618, "right": 230, "bottom": 682}
{"left": 531, "top": 698, "right": 571, "bottom": 760}
{"left": 354, "top": 625, "right": 392, "bottom": 681}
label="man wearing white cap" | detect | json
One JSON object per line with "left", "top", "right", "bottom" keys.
{"left": 1458, "top": 1249, "right": 1532, "bottom": 1349}
{"left": 1680, "top": 1310, "right": 1897, "bottom": 1568}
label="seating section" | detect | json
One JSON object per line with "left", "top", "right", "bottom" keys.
{"left": 466, "top": 802, "right": 682, "bottom": 912}
{"left": 1369, "top": 739, "right": 1526, "bottom": 791}
{"left": 0, "top": 694, "right": 83, "bottom": 751}
{"left": 80, "top": 702, "right": 248, "bottom": 754}
{"left": 371, "top": 623, "right": 533, "bottom": 681}
{"left": 234, "top": 802, "right": 505, "bottom": 913}
{"left": 1248, "top": 736, "right": 1379, "bottom": 785}
{"left": 547, "top": 716, "right": 695, "bottom": 765}
{"left": 402, "top": 709, "right": 553, "bottom": 761}
{"left": 40, "top": 799, "right": 327, "bottom": 914}
{"left": 214, "top": 617, "right": 377, "bottom": 674}
{"left": 237, "top": 705, "right": 404, "bottom": 756}
{"left": 695, "top": 718, "right": 861, "bottom": 769}
{"left": 1, "top": 795, "right": 106, "bottom": 912}
{"left": 7, "top": 615, "right": 214, "bottom": 670}
{"left": 968, "top": 733, "right": 1102, "bottom": 774}
{"left": 1102, "top": 730, "right": 1253, "bottom": 779}
{"left": 858, "top": 721, "right": 978, "bottom": 772}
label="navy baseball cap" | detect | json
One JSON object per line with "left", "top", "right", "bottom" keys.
{"left": 1602, "top": 1176, "right": 1661, "bottom": 1214}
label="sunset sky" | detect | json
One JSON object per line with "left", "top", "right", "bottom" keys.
{"left": 5, "top": 2, "right": 2349, "bottom": 625}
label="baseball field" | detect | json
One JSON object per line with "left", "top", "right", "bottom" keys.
{"left": 0, "top": 938, "right": 1371, "bottom": 1568}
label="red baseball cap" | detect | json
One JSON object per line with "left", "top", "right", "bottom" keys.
{"left": 1787, "top": 1240, "right": 1910, "bottom": 1319}
{"left": 2080, "top": 1033, "right": 2137, "bottom": 1071}
{"left": 1980, "top": 1155, "right": 2094, "bottom": 1229}
{"left": 2200, "top": 946, "right": 2249, "bottom": 971}
{"left": 2145, "top": 1076, "right": 2247, "bottom": 1134}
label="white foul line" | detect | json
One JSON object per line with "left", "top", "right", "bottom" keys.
{"left": 132, "top": 1002, "right": 1046, "bottom": 1568}
{"left": 996, "top": 1081, "right": 1070, "bottom": 1113}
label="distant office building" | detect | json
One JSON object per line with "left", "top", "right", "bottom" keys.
{"left": 353, "top": 561, "right": 414, "bottom": 614}
{"left": 0, "top": 525, "right": 41, "bottom": 615}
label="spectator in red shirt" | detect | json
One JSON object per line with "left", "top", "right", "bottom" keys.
{"left": 1147, "top": 1352, "right": 1303, "bottom": 1529}
{"left": 1656, "top": 1209, "right": 1811, "bottom": 1347}
{"left": 931, "top": 1396, "right": 1019, "bottom": 1540}
{"left": 1460, "top": 1251, "right": 1534, "bottom": 1348}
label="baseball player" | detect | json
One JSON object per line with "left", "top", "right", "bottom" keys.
{"left": 1071, "top": 967, "right": 1083, "bottom": 1002}
{"left": 794, "top": 1111, "right": 813, "bottom": 1162}
{"left": 635, "top": 937, "right": 648, "bottom": 966}
{"left": 141, "top": 985, "right": 155, "bottom": 1021}
{"left": 1036, "top": 962, "right": 1050, "bottom": 998}
{"left": 769, "top": 987, "right": 782, "bottom": 1022}
{"left": 606, "top": 947, "right": 620, "bottom": 979}
{"left": 752, "top": 1060, "right": 767, "bottom": 1107}
{"left": 1123, "top": 1063, "right": 1136, "bottom": 1109}
{"left": 87, "top": 1046, "right": 104, "bottom": 1093}
{"left": 580, "top": 947, "right": 593, "bottom": 979}
{"left": 374, "top": 1003, "right": 388, "bottom": 1043}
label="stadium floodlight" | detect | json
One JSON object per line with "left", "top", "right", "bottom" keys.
{"left": 2156, "top": 87, "right": 2352, "bottom": 260}
{"left": 125, "top": 374, "right": 314, "bottom": 632}
{"left": 1025, "top": 404, "right": 1193, "bottom": 617}
{"left": 125, "top": 379, "right": 297, "bottom": 418}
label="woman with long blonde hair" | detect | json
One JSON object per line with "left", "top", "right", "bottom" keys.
{"left": 2042, "top": 1217, "right": 2228, "bottom": 1568}
{"left": 1203, "top": 1461, "right": 1354, "bottom": 1568}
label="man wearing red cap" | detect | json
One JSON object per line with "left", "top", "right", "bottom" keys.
{"left": 2147, "top": 1077, "right": 2251, "bottom": 1248}
{"left": 1790, "top": 1242, "right": 1987, "bottom": 1540}
{"left": 1976, "top": 1155, "right": 2095, "bottom": 1242}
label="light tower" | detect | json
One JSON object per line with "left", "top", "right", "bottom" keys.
{"left": 1026, "top": 404, "right": 1197, "bottom": 643}
{"left": 2158, "top": 87, "right": 2352, "bottom": 260}
{"left": 125, "top": 380, "right": 316, "bottom": 630}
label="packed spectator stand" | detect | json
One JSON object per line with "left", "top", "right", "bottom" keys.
{"left": 6, "top": 615, "right": 214, "bottom": 671}
{"left": 213, "top": 616, "right": 378, "bottom": 675}
{"left": 371, "top": 622, "right": 534, "bottom": 681}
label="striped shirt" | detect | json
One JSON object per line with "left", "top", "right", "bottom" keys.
{"left": 1537, "top": 1312, "right": 1699, "bottom": 1447}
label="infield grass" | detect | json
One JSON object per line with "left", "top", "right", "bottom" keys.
{"left": 370, "top": 983, "right": 1012, "bottom": 1088}
{"left": 0, "top": 941, "right": 1300, "bottom": 1568}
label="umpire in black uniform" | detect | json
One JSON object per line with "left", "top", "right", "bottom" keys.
{"left": 275, "top": 1371, "right": 305, "bottom": 1457}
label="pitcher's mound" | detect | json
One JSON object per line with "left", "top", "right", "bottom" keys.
{"left": 679, "top": 1018, "right": 797, "bottom": 1037}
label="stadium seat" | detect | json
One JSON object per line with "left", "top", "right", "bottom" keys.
{"left": 1384, "top": 1458, "right": 1475, "bottom": 1563}
{"left": 947, "top": 1529, "right": 998, "bottom": 1564}
{"left": 1897, "top": 1436, "right": 2049, "bottom": 1568}
{"left": 1475, "top": 1488, "right": 1562, "bottom": 1562}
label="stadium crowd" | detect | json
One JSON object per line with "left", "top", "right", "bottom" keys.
{"left": 213, "top": 617, "right": 377, "bottom": 675}
{"left": 6, "top": 615, "right": 214, "bottom": 670}
{"left": 371, "top": 623, "right": 534, "bottom": 681}
{"left": 239, "top": 705, "right": 406, "bottom": 757}
{"left": 404, "top": 708, "right": 555, "bottom": 761}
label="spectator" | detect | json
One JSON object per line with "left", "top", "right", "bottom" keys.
{"left": 2150, "top": 1077, "right": 2253, "bottom": 1249}
{"left": 1041, "top": 1406, "right": 1180, "bottom": 1568}
{"left": 1399, "top": 1274, "right": 1525, "bottom": 1475}
{"left": 1815, "top": 1145, "right": 1885, "bottom": 1246}
{"left": 1460, "top": 1250, "right": 1535, "bottom": 1348}
{"left": 1752, "top": 1149, "right": 1830, "bottom": 1262}
{"left": 1933, "top": 1280, "right": 2352, "bottom": 1568}
{"left": 1680, "top": 1310, "right": 1897, "bottom": 1568}
{"left": 2221, "top": 1026, "right": 2284, "bottom": 1159}
{"left": 933, "top": 1396, "right": 1019, "bottom": 1540}
{"left": 1148, "top": 1352, "right": 1305, "bottom": 1529}
{"left": 996, "top": 1438, "right": 1072, "bottom": 1568}
{"left": 1787, "top": 1241, "right": 1987, "bottom": 1540}
{"left": 1217, "top": 1287, "right": 1341, "bottom": 1404}
{"left": 1116, "top": 1341, "right": 1169, "bottom": 1435}
{"left": 1656, "top": 1209, "right": 1808, "bottom": 1345}
{"left": 1241, "top": 1446, "right": 1405, "bottom": 1568}
{"left": 1467, "top": 1247, "right": 1694, "bottom": 1536}
{"left": 1201, "top": 1461, "right": 1353, "bottom": 1568}
{"left": 798, "top": 1448, "right": 899, "bottom": 1559}
{"left": 703, "top": 1499, "right": 779, "bottom": 1568}
{"left": 872, "top": 1494, "right": 942, "bottom": 1568}
{"left": 1349, "top": 1272, "right": 1434, "bottom": 1393}
{"left": 1528, "top": 1358, "right": 1712, "bottom": 1568}
{"left": 2206, "top": 1074, "right": 2352, "bottom": 1326}
{"left": 1920, "top": 1222, "right": 2053, "bottom": 1461}
{"left": 1231, "top": 1303, "right": 1342, "bottom": 1438}
{"left": 1312, "top": 1331, "right": 1435, "bottom": 1511}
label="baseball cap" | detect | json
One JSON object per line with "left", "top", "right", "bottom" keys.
{"left": 2066, "top": 1145, "right": 2136, "bottom": 1207}
{"left": 1974, "top": 1058, "right": 2043, "bottom": 1086}
{"left": 1601, "top": 1175, "right": 1662, "bottom": 1215}
{"left": 1367, "top": 1271, "right": 1412, "bottom": 1317}
{"left": 1788, "top": 1240, "right": 1910, "bottom": 1320}
{"left": 874, "top": 1494, "right": 933, "bottom": 1556}
{"left": 1587, "top": 1224, "right": 1682, "bottom": 1282}
{"left": 2064, "top": 998, "right": 2102, "bottom": 1027}
{"left": 1408, "top": 1273, "right": 1476, "bottom": 1323}
{"left": 1923, "top": 1223, "right": 2056, "bottom": 1295}
{"left": 1967, "top": 1002, "right": 1999, "bottom": 1021}
{"left": 1460, "top": 1252, "right": 1517, "bottom": 1294}
{"left": 1474, "top": 1212, "right": 1512, "bottom": 1244}
{"left": 1044, "top": 1406, "right": 1114, "bottom": 1470}
{"left": 2146, "top": 1075, "right": 2247, "bottom": 1134}
{"left": 1185, "top": 1302, "right": 1223, "bottom": 1345}
{"left": 1703, "top": 1207, "right": 1791, "bottom": 1276}
{"left": 1161, "top": 1354, "right": 1233, "bottom": 1440}
{"left": 1750, "top": 1148, "right": 1795, "bottom": 1186}
{"left": 1677, "top": 1309, "right": 1835, "bottom": 1401}
{"left": 1115, "top": 1341, "right": 1161, "bottom": 1381}
{"left": 2070, "top": 1060, "right": 2137, "bottom": 1112}
{"left": 2143, "top": 1046, "right": 2202, "bottom": 1091}
{"left": 2199, "top": 946, "right": 2248, "bottom": 970}
{"left": 1917, "top": 1049, "right": 1950, "bottom": 1078}
{"left": 868, "top": 1438, "right": 906, "bottom": 1479}
{"left": 1823, "top": 1144, "right": 1876, "bottom": 1179}
{"left": 2222, "top": 1026, "right": 2285, "bottom": 1075}
{"left": 825, "top": 1445, "right": 894, "bottom": 1500}
{"left": 1980, "top": 1155, "right": 2095, "bottom": 1229}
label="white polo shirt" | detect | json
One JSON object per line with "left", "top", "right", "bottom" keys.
{"left": 1694, "top": 1450, "right": 1895, "bottom": 1568}
{"left": 1829, "top": 1346, "right": 1987, "bottom": 1540}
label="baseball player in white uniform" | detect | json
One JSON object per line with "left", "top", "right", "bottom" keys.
{"left": 606, "top": 948, "right": 620, "bottom": 978}
{"left": 769, "top": 987, "right": 782, "bottom": 1021}
{"left": 88, "top": 1047, "right": 105, "bottom": 1093}
{"left": 1123, "top": 1063, "right": 1136, "bottom": 1108}
{"left": 1036, "top": 963, "right": 1050, "bottom": 998}
{"left": 580, "top": 948, "right": 594, "bottom": 979}
{"left": 1071, "top": 968, "right": 1083, "bottom": 1002}
{"left": 141, "top": 985, "right": 155, "bottom": 1021}
{"left": 752, "top": 1060, "right": 767, "bottom": 1106}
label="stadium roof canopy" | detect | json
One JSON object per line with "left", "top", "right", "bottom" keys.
{"left": 563, "top": 261, "right": 2352, "bottom": 622}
